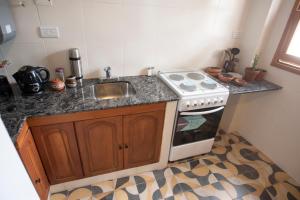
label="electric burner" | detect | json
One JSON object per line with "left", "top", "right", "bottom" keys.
{"left": 169, "top": 74, "right": 184, "bottom": 81}
{"left": 187, "top": 73, "right": 205, "bottom": 80}
{"left": 179, "top": 81, "right": 197, "bottom": 92}
{"left": 201, "top": 81, "right": 217, "bottom": 90}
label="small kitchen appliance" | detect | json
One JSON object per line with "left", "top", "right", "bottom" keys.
{"left": 69, "top": 48, "right": 83, "bottom": 81}
{"left": 158, "top": 71, "right": 229, "bottom": 161}
{"left": 13, "top": 66, "right": 50, "bottom": 94}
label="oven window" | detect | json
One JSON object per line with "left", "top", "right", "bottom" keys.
{"left": 173, "top": 106, "right": 224, "bottom": 146}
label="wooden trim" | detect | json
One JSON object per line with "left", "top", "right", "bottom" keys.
{"left": 271, "top": 0, "right": 300, "bottom": 74}
{"left": 28, "top": 103, "right": 166, "bottom": 127}
{"left": 15, "top": 121, "right": 29, "bottom": 149}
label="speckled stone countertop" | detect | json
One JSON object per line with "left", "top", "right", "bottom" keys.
{"left": 0, "top": 76, "right": 179, "bottom": 143}
{"left": 221, "top": 80, "right": 282, "bottom": 95}
{"left": 208, "top": 74, "right": 282, "bottom": 95}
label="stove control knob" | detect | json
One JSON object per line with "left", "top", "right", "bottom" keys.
{"left": 207, "top": 99, "right": 211, "bottom": 105}
{"left": 213, "top": 98, "right": 218, "bottom": 104}
{"left": 219, "top": 97, "right": 224, "bottom": 103}
{"left": 193, "top": 101, "right": 198, "bottom": 107}
{"left": 200, "top": 100, "right": 205, "bottom": 106}
{"left": 186, "top": 101, "right": 191, "bottom": 108}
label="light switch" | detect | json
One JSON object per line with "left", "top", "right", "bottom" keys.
{"left": 39, "top": 26, "right": 60, "bottom": 38}
{"left": 232, "top": 31, "right": 241, "bottom": 39}
{"left": 34, "top": 0, "right": 53, "bottom": 6}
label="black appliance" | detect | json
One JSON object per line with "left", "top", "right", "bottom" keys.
{"left": 0, "top": 75, "right": 12, "bottom": 97}
{"left": 13, "top": 66, "right": 50, "bottom": 94}
{"left": 173, "top": 106, "right": 224, "bottom": 147}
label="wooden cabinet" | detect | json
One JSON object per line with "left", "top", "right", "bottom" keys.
{"left": 123, "top": 110, "right": 165, "bottom": 168}
{"left": 75, "top": 117, "right": 123, "bottom": 177}
{"left": 17, "top": 127, "right": 49, "bottom": 200}
{"left": 27, "top": 103, "right": 166, "bottom": 184}
{"left": 31, "top": 122, "right": 83, "bottom": 184}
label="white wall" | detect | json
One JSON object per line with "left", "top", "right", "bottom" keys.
{"left": 0, "top": 0, "right": 248, "bottom": 78}
{"left": 0, "top": 118, "right": 39, "bottom": 200}
{"left": 230, "top": 0, "right": 300, "bottom": 183}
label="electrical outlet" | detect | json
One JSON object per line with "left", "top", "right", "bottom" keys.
{"left": 39, "top": 26, "right": 60, "bottom": 38}
{"left": 34, "top": 0, "right": 53, "bottom": 6}
{"left": 232, "top": 31, "right": 242, "bottom": 39}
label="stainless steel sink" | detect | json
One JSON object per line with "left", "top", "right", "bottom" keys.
{"left": 93, "top": 81, "right": 136, "bottom": 100}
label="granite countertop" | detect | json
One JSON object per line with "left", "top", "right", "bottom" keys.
{"left": 0, "top": 76, "right": 179, "bottom": 143}
{"left": 220, "top": 80, "right": 282, "bottom": 95}
{"left": 208, "top": 74, "right": 282, "bottom": 95}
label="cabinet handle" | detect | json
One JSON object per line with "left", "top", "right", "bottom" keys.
{"left": 119, "top": 144, "right": 123, "bottom": 150}
{"left": 35, "top": 178, "right": 41, "bottom": 184}
{"left": 124, "top": 144, "right": 129, "bottom": 149}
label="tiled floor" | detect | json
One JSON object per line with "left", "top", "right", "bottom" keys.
{"left": 50, "top": 130, "right": 300, "bottom": 200}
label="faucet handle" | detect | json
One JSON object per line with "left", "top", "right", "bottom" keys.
{"left": 104, "top": 66, "right": 111, "bottom": 72}
{"left": 104, "top": 66, "right": 112, "bottom": 79}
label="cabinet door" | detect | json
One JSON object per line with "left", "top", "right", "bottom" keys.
{"left": 31, "top": 123, "right": 83, "bottom": 184}
{"left": 123, "top": 110, "right": 165, "bottom": 168}
{"left": 75, "top": 117, "right": 123, "bottom": 177}
{"left": 18, "top": 129, "right": 50, "bottom": 200}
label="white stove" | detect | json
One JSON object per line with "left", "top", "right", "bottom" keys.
{"left": 158, "top": 71, "right": 229, "bottom": 111}
{"left": 158, "top": 71, "right": 230, "bottom": 161}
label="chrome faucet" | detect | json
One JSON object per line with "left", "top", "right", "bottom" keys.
{"left": 104, "top": 66, "right": 111, "bottom": 79}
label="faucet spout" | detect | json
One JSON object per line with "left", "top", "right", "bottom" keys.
{"left": 104, "top": 66, "right": 111, "bottom": 79}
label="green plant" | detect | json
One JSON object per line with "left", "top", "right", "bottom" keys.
{"left": 251, "top": 54, "right": 260, "bottom": 70}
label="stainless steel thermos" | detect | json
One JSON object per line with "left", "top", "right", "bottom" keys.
{"left": 69, "top": 48, "right": 83, "bottom": 80}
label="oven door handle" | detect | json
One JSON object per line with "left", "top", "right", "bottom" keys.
{"left": 180, "top": 106, "right": 224, "bottom": 116}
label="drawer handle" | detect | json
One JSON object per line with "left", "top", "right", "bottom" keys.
{"left": 35, "top": 178, "right": 41, "bottom": 184}
{"left": 124, "top": 144, "right": 129, "bottom": 149}
{"left": 118, "top": 144, "right": 123, "bottom": 150}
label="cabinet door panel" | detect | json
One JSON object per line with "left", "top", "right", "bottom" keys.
{"left": 18, "top": 129, "right": 49, "bottom": 200}
{"left": 123, "top": 110, "right": 165, "bottom": 168}
{"left": 75, "top": 117, "right": 123, "bottom": 177}
{"left": 31, "top": 123, "right": 83, "bottom": 184}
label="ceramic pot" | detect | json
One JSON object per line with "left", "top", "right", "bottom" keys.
{"left": 255, "top": 70, "right": 267, "bottom": 81}
{"left": 244, "top": 67, "right": 260, "bottom": 82}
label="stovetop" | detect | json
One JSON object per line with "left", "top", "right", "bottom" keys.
{"left": 158, "top": 71, "right": 228, "bottom": 98}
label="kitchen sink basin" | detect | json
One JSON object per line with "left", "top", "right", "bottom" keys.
{"left": 93, "top": 81, "right": 136, "bottom": 100}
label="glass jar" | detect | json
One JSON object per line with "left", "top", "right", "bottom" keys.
{"left": 55, "top": 67, "right": 65, "bottom": 82}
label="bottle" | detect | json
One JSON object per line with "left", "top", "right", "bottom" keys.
{"left": 55, "top": 67, "right": 65, "bottom": 82}
{"left": 69, "top": 48, "right": 83, "bottom": 81}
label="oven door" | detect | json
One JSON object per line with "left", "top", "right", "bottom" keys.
{"left": 173, "top": 106, "right": 224, "bottom": 147}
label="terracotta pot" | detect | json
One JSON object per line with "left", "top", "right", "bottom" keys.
{"left": 255, "top": 70, "right": 267, "bottom": 81}
{"left": 244, "top": 68, "right": 260, "bottom": 82}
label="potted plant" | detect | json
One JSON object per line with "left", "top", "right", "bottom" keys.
{"left": 255, "top": 68, "right": 267, "bottom": 81}
{"left": 244, "top": 54, "right": 260, "bottom": 81}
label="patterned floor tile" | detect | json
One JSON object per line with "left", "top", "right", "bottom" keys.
{"left": 50, "top": 191, "right": 68, "bottom": 200}
{"left": 114, "top": 176, "right": 136, "bottom": 190}
{"left": 164, "top": 193, "right": 187, "bottom": 200}
{"left": 134, "top": 171, "right": 157, "bottom": 185}
{"left": 92, "top": 180, "right": 115, "bottom": 196}
{"left": 50, "top": 131, "right": 300, "bottom": 200}
{"left": 219, "top": 175, "right": 266, "bottom": 199}
{"left": 68, "top": 185, "right": 92, "bottom": 200}
{"left": 266, "top": 182, "right": 300, "bottom": 200}
{"left": 175, "top": 166, "right": 218, "bottom": 192}
{"left": 183, "top": 182, "right": 232, "bottom": 200}
{"left": 208, "top": 161, "right": 239, "bottom": 180}
{"left": 113, "top": 184, "right": 140, "bottom": 200}
{"left": 93, "top": 191, "right": 114, "bottom": 200}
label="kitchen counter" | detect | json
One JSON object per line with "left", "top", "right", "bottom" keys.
{"left": 212, "top": 78, "right": 282, "bottom": 95}
{"left": 0, "top": 76, "right": 179, "bottom": 143}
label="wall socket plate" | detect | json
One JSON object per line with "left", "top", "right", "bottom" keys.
{"left": 39, "top": 26, "right": 59, "bottom": 38}
{"left": 34, "top": 0, "right": 53, "bottom": 6}
{"left": 232, "top": 31, "right": 242, "bottom": 39}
